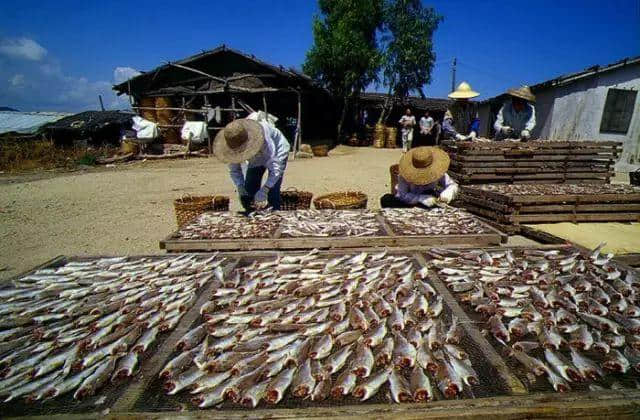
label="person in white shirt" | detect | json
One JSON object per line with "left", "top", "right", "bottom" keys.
{"left": 380, "top": 146, "right": 459, "bottom": 208}
{"left": 494, "top": 86, "right": 536, "bottom": 141}
{"left": 419, "top": 110, "right": 435, "bottom": 145}
{"left": 213, "top": 118, "right": 290, "bottom": 211}
{"left": 398, "top": 108, "right": 416, "bottom": 151}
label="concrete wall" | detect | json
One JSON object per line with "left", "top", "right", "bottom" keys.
{"left": 532, "top": 63, "right": 640, "bottom": 170}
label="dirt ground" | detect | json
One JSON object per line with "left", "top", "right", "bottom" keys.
{"left": 0, "top": 146, "right": 407, "bottom": 280}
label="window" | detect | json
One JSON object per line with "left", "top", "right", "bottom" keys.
{"left": 600, "top": 88, "right": 637, "bottom": 134}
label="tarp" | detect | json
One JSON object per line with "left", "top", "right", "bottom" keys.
{"left": 0, "top": 111, "right": 70, "bottom": 135}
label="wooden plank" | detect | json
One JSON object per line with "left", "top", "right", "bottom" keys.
{"left": 452, "top": 154, "right": 616, "bottom": 162}
{"left": 518, "top": 226, "right": 571, "bottom": 245}
{"left": 375, "top": 213, "right": 396, "bottom": 236}
{"left": 10, "top": 389, "right": 640, "bottom": 419}
{"left": 518, "top": 203, "right": 640, "bottom": 213}
{"left": 0, "top": 255, "right": 67, "bottom": 287}
{"left": 413, "top": 252, "right": 527, "bottom": 396}
{"left": 161, "top": 232, "right": 503, "bottom": 252}
{"left": 510, "top": 212, "right": 640, "bottom": 223}
{"left": 110, "top": 259, "right": 240, "bottom": 412}
{"left": 457, "top": 166, "right": 611, "bottom": 175}
{"left": 614, "top": 253, "right": 640, "bottom": 267}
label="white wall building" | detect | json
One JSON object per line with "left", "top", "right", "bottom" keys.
{"left": 479, "top": 57, "right": 640, "bottom": 170}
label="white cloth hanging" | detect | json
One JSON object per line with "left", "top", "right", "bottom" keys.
{"left": 181, "top": 121, "right": 209, "bottom": 143}
{"left": 132, "top": 116, "right": 158, "bottom": 139}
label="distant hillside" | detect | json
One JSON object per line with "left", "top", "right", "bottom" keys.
{"left": 0, "top": 107, "right": 19, "bottom": 112}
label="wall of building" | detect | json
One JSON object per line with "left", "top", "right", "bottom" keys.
{"left": 533, "top": 63, "right": 640, "bottom": 170}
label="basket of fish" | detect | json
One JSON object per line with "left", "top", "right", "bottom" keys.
{"left": 280, "top": 209, "right": 382, "bottom": 237}
{"left": 174, "top": 196, "right": 220, "bottom": 229}
{"left": 142, "top": 249, "right": 512, "bottom": 412}
{"left": 425, "top": 244, "right": 640, "bottom": 393}
{"left": 280, "top": 189, "right": 314, "bottom": 211}
{"left": 0, "top": 253, "right": 228, "bottom": 416}
{"left": 314, "top": 191, "right": 368, "bottom": 210}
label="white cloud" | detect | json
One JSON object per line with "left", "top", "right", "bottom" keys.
{"left": 0, "top": 36, "right": 139, "bottom": 112}
{"left": 9, "top": 74, "right": 25, "bottom": 87}
{"left": 0, "top": 37, "right": 47, "bottom": 61}
{"left": 114, "top": 66, "right": 141, "bottom": 84}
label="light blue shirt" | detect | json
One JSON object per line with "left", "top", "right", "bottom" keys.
{"left": 229, "top": 121, "right": 290, "bottom": 189}
{"left": 395, "top": 173, "right": 458, "bottom": 204}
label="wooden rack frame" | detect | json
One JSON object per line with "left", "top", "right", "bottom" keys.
{"left": 5, "top": 246, "right": 640, "bottom": 419}
{"left": 159, "top": 211, "right": 506, "bottom": 252}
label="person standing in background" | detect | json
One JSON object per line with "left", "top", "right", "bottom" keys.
{"left": 398, "top": 108, "right": 416, "bottom": 152}
{"left": 442, "top": 82, "right": 480, "bottom": 141}
{"left": 419, "top": 110, "right": 434, "bottom": 145}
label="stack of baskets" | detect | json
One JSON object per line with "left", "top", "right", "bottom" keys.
{"left": 280, "top": 189, "right": 313, "bottom": 210}
{"left": 173, "top": 195, "right": 229, "bottom": 228}
{"left": 314, "top": 191, "right": 368, "bottom": 210}
{"left": 312, "top": 145, "right": 329, "bottom": 157}
{"left": 385, "top": 127, "right": 398, "bottom": 148}
{"left": 373, "top": 123, "right": 386, "bottom": 148}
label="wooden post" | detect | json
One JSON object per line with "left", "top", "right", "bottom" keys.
{"left": 293, "top": 90, "right": 302, "bottom": 160}
{"left": 204, "top": 95, "right": 212, "bottom": 155}
{"left": 263, "top": 93, "right": 268, "bottom": 117}
{"left": 231, "top": 95, "right": 237, "bottom": 120}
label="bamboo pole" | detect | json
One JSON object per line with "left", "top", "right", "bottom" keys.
{"left": 293, "top": 90, "right": 302, "bottom": 159}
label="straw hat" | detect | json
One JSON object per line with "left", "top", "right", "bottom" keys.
{"left": 213, "top": 119, "right": 265, "bottom": 164}
{"left": 448, "top": 81, "right": 479, "bottom": 99}
{"left": 399, "top": 147, "right": 450, "bottom": 185}
{"left": 507, "top": 85, "right": 536, "bottom": 102}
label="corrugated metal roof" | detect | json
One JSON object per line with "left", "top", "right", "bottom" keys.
{"left": 0, "top": 111, "right": 71, "bottom": 135}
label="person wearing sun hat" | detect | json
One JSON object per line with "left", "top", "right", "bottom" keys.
{"left": 443, "top": 81, "right": 480, "bottom": 141}
{"left": 380, "top": 146, "right": 459, "bottom": 208}
{"left": 494, "top": 85, "right": 536, "bottom": 141}
{"left": 213, "top": 116, "right": 290, "bottom": 211}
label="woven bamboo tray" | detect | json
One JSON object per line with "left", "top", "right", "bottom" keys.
{"left": 314, "top": 191, "right": 368, "bottom": 209}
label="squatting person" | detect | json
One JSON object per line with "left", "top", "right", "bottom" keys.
{"left": 380, "top": 146, "right": 459, "bottom": 208}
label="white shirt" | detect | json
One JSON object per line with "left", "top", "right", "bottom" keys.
{"left": 399, "top": 115, "right": 416, "bottom": 133}
{"left": 395, "top": 173, "right": 458, "bottom": 204}
{"left": 419, "top": 116, "right": 434, "bottom": 134}
{"left": 229, "top": 121, "right": 290, "bottom": 189}
{"left": 494, "top": 99, "right": 536, "bottom": 134}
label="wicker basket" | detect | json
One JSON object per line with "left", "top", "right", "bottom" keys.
{"left": 280, "top": 188, "right": 313, "bottom": 210}
{"left": 121, "top": 140, "right": 139, "bottom": 155}
{"left": 373, "top": 123, "right": 386, "bottom": 148}
{"left": 385, "top": 127, "right": 398, "bottom": 148}
{"left": 347, "top": 134, "right": 359, "bottom": 147}
{"left": 174, "top": 195, "right": 229, "bottom": 228}
{"left": 390, "top": 164, "right": 399, "bottom": 194}
{"left": 314, "top": 191, "right": 367, "bottom": 210}
{"left": 312, "top": 145, "right": 329, "bottom": 157}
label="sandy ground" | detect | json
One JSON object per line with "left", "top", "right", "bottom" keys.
{"left": 1, "top": 145, "right": 633, "bottom": 282}
{"left": 0, "top": 146, "right": 405, "bottom": 280}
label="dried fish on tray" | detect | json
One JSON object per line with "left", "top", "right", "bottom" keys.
{"left": 157, "top": 250, "right": 486, "bottom": 409}
{"left": 382, "top": 207, "right": 490, "bottom": 236}
{"left": 466, "top": 184, "right": 640, "bottom": 197}
{"left": 280, "top": 210, "right": 381, "bottom": 237}
{"left": 0, "top": 254, "right": 226, "bottom": 409}
{"left": 425, "top": 244, "right": 640, "bottom": 393}
{"left": 176, "top": 212, "right": 281, "bottom": 239}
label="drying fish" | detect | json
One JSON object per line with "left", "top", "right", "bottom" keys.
{"left": 352, "top": 369, "right": 389, "bottom": 401}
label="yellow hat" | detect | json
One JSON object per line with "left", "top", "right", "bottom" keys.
{"left": 507, "top": 85, "right": 536, "bottom": 102}
{"left": 448, "top": 81, "right": 479, "bottom": 99}
{"left": 398, "top": 147, "right": 450, "bottom": 185}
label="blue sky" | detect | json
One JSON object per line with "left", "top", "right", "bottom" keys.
{"left": 1, "top": 0, "right": 638, "bottom": 111}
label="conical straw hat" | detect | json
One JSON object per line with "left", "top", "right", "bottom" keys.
{"left": 398, "top": 147, "right": 450, "bottom": 185}
{"left": 448, "top": 81, "right": 479, "bottom": 99}
{"left": 507, "top": 85, "right": 536, "bottom": 102}
{"left": 213, "top": 119, "right": 265, "bottom": 164}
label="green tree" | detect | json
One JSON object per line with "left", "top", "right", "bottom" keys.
{"left": 303, "top": 0, "right": 383, "bottom": 139}
{"left": 379, "top": 0, "right": 443, "bottom": 123}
